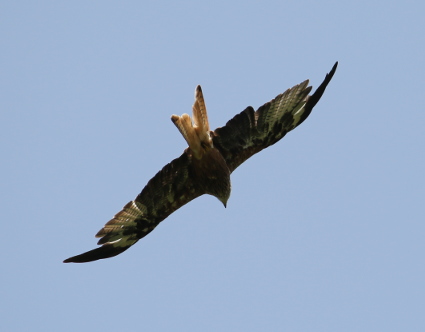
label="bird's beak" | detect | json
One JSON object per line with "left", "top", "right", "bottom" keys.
{"left": 219, "top": 197, "right": 228, "bottom": 208}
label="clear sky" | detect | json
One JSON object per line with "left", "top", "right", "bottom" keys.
{"left": 1, "top": 1, "right": 424, "bottom": 331}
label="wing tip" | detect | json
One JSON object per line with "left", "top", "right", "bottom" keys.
{"left": 328, "top": 61, "right": 338, "bottom": 82}
{"left": 305, "top": 61, "right": 338, "bottom": 110}
{"left": 63, "top": 245, "right": 130, "bottom": 263}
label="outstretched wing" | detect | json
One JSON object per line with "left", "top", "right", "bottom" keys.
{"left": 64, "top": 152, "right": 202, "bottom": 263}
{"left": 212, "top": 62, "right": 338, "bottom": 173}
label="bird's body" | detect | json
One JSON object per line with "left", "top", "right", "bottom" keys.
{"left": 64, "top": 62, "right": 338, "bottom": 263}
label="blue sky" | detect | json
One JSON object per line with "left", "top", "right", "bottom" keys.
{"left": 1, "top": 1, "right": 424, "bottom": 331}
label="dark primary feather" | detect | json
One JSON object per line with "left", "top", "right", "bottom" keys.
{"left": 64, "top": 62, "right": 337, "bottom": 263}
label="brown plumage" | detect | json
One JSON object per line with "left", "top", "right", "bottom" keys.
{"left": 64, "top": 62, "right": 337, "bottom": 263}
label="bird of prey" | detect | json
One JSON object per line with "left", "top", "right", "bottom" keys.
{"left": 64, "top": 62, "right": 338, "bottom": 263}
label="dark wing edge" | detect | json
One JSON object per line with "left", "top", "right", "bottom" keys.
{"left": 296, "top": 61, "right": 338, "bottom": 127}
{"left": 64, "top": 152, "right": 202, "bottom": 263}
{"left": 212, "top": 62, "right": 338, "bottom": 172}
{"left": 63, "top": 245, "right": 130, "bottom": 263}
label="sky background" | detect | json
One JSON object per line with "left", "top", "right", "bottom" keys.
{"left": 1, "top": 1, "right": 424, "bottom": 331}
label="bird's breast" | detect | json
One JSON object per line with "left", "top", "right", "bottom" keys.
{"left": 190, "top": 147, "right": 231, "bottom": 203}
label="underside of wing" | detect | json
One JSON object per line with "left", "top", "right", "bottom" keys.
{"left": 212, "top": 62, "right": 337, "bottom": 172}
{"left": 64, "top": 152, "right": 202, "bottom": 263}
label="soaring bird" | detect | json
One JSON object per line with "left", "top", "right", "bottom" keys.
{"left": 64, "top": 62, "right": 338, "bottom": 263}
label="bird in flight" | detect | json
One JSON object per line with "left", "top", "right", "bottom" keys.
{"left": 64, "top": 62, "right": 338, "bottom": 263}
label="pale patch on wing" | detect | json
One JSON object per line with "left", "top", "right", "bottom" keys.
{"left": 95, "top": 200, "right": 144, "bottom": 246}
{"left": 292, "top": 103, "right": 307, "bottom": 125}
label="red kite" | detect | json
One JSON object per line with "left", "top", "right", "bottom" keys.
{"left": 64, "top": 62, "right": 337, "bottom": 263}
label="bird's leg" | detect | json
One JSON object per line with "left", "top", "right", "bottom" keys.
{"left": 192, "top": 85, "right": 212, "bottom": 146}
{"left": 171, "top": 113, "right": 202, "bottom": 158}
{"left": 171, "top": 85, "right": 213, "bottom": 158}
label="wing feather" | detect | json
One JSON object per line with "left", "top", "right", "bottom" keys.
{"left": 64, "top": 152, "right": 202, "bottom": 263}
{"left": 212, "top": 62, "right": 337, "bottom": 172}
